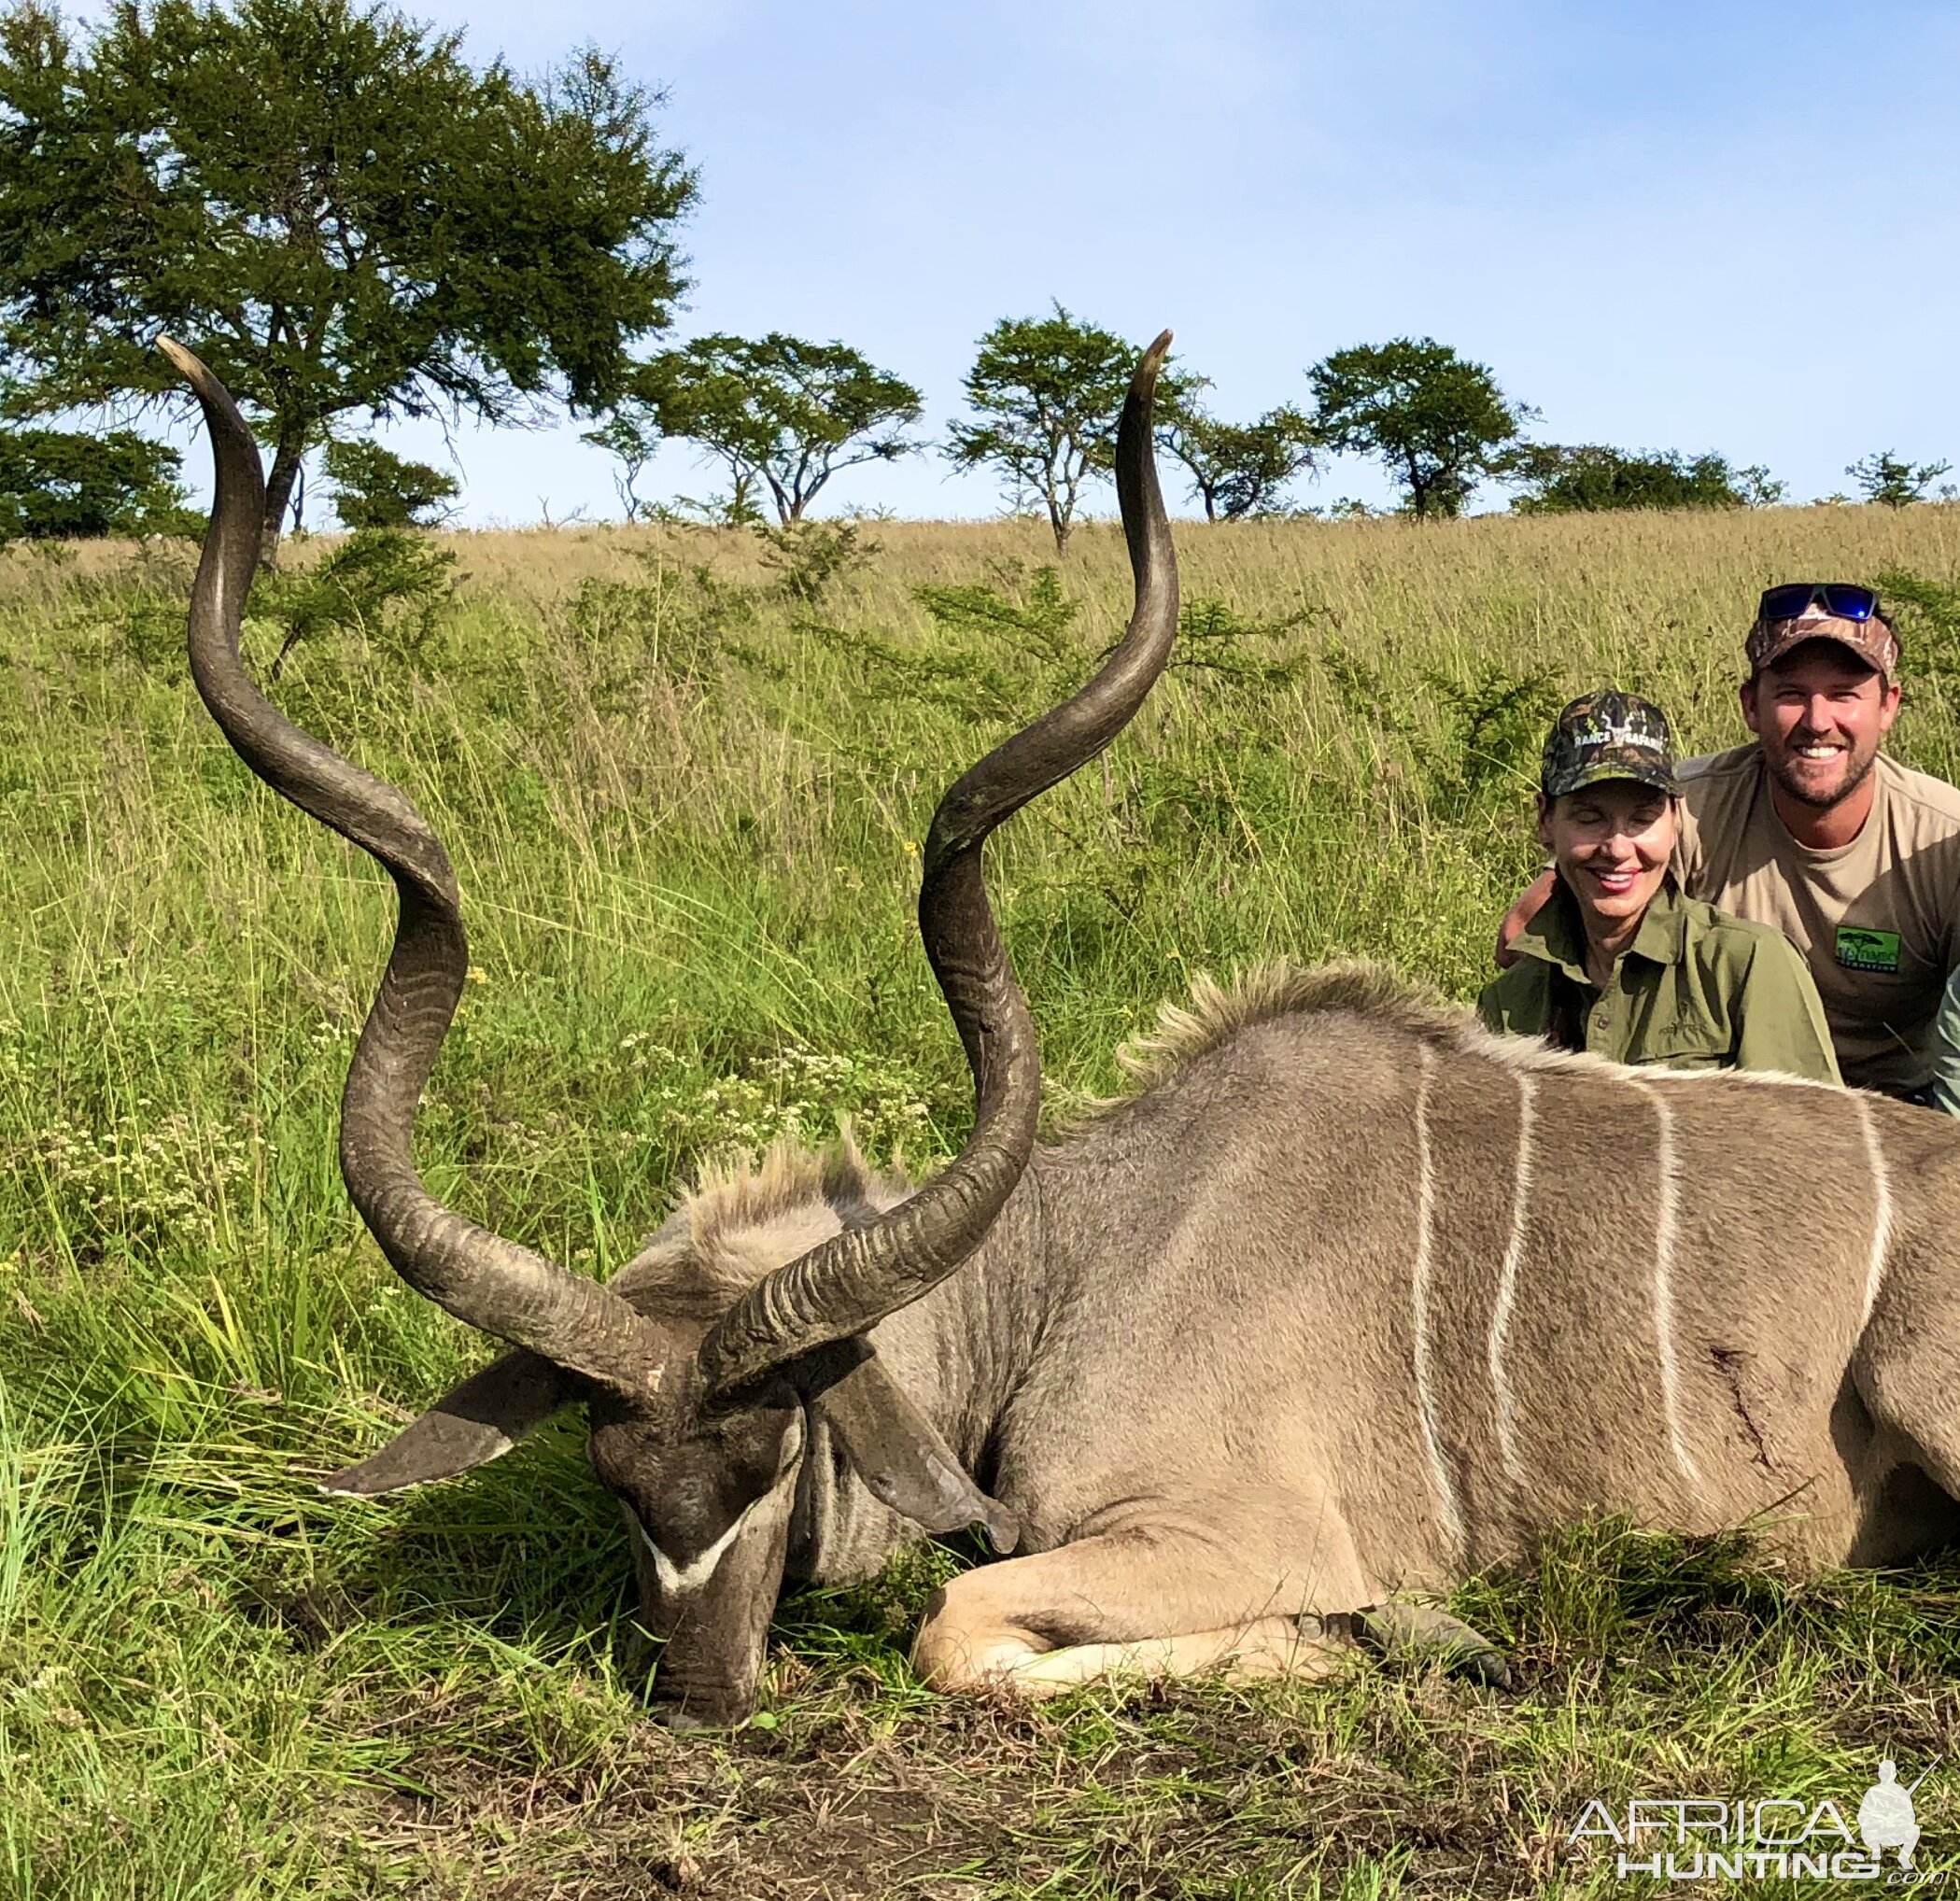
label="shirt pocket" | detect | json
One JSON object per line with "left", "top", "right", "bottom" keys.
{"left": 1629, "top": 1018, "right": 1730, "bottom": 1072}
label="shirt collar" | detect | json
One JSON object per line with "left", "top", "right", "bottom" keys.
{"left": 1514, "top": 874, "right": 1685, "bottom": 985}
{"left": 1629, "top": 875, "right": 1689, "bottom": 963}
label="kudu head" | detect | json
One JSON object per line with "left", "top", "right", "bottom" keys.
{"left": 162, "top": 331, "right": 1179, "bottom": 1725}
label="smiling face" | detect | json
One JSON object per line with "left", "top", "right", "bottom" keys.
{"left": 1537, "top": 779, "right": 1679, "bottom": 938}
{"left": 1741, "top": 638, "right": 1901, "bottom": 811}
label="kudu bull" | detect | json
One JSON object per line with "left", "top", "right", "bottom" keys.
{"left": 166, "top": 335, "right": 1960, "bottom": 1728}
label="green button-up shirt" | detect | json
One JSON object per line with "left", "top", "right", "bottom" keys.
{"left": 1477, "top": 877, "right": 1842, "bottom": 1083}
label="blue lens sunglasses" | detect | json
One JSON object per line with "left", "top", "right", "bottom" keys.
{"left": 1757, "top": 583, "right": 1882, "bottom": 623}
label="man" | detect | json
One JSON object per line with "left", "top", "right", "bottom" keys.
{"left": 1500, "top": 583, "right": 1960, "bottom": 1100}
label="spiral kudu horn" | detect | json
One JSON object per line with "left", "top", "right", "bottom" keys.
{"left": 699, "top": 331, "right": 1181, "bottom": 1398}
{"left": 162, "top": 338, "right": 670, "bottom": 1398}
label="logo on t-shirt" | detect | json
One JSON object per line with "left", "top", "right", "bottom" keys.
{"left": 1836, "top": 925, "right": 1903, "bottom": 974}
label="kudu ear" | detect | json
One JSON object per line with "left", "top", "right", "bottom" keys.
{"left": 322, "top": 1350, "right": 577, "bottom": 1497}
{"left": 793, "top": 1342, "right": 1019, "bottom": 1554}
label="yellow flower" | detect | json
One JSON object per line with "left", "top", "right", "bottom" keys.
{"left": 466, "top": 966, "right": 489, "bottom": 985}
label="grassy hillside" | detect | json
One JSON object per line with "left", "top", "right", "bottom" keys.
{"left": 5, "top": 503, "right": 1960, "bottom": 1898}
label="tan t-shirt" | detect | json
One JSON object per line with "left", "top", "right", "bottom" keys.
{"left": 1673, "top": 745, "right": 1960, "bottom": 1094}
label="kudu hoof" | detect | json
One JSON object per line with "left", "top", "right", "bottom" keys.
{"left": 648, "top": 1701, "right": 733, "bottom": 1734}
{"left": 1347, "top": 1601, "right": 1512, "bottom": 1690}
{"left": 645, "top": 1688, "right": 758, "bottom": 1733}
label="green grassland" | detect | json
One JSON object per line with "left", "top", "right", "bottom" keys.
{"left": 7, "top": 502, "right": 1960, "bottom": 1898}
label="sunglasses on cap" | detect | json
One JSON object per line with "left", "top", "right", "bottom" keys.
{"left": 1756, "top": 583, "right": 1882, "bottom": 624}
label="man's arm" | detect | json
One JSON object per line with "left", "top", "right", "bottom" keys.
{"left": 1671, "top": 781, "right": 1707, "bottom": 897}
{"left": 1494, "top": 868, "right": 1556, "bottom": 970}
{"left": 1929, "top": 966, "right": 1960, "bottom": 1116}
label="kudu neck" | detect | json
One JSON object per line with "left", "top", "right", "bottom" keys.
{"left": 792, "top": 1162, "right": 1053, "bottom": 1582}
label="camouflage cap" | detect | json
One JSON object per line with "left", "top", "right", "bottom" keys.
{"left": 1747, "top": 612, "right": 1900, "bottom": 681}
{"left": 1540, "top": 690, "right": 1679, "bottom": 800}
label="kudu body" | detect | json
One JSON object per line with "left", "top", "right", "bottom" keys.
{"left": 593, "top": 987, "right": 1960, "bottom": 1710}
{"left": 165, "top": 338, "right": 1960, "bottom": 1727}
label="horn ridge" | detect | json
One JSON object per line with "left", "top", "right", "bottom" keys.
{"left": 699, "top": 331, "right": 1180, "bottom": 1397}
{"left": 161, "top": 338, "right": 669, "bottom": 1398}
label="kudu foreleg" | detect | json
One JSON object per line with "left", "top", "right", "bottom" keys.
{"left": 971, "top": 1618, "right": 1344, "bottom": 1697}
{"left": 909, "top": 1523, "right": 1364, "bottom": 1700}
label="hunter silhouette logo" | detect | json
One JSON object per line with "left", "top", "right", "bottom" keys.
{"left": 1570, "top": 1755, "right": 1939, "bottom": 1882}
{"left": 1858, "top": 1758, "right": 1933, "bottom": 1869}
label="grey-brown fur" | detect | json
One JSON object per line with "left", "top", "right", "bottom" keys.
{"left": 565, "top": 963, "right": 1960, "bottom": 1711}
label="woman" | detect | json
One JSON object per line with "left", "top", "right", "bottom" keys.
{"left": 1478, "top": 690, "right": 1840, "bottom": 1081}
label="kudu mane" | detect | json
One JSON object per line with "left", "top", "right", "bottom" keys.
{"left": 1088, "top": 957, "right": 1603, "bottom": 1121}
{"left": 636, "top": 964, "right": 1502, "bottom": 1283}
{"left": 636, "top": 955, "right": 1845, "bottom": 1306}
{"left": 1107, "top": 954, "right": 1843, "bottom": 1106}
{"left": 611, "top": 1133, "right": 912, "bottom": 1317}
{"left": 1107, "top": 959, "right": 1458, "bottom": 1100}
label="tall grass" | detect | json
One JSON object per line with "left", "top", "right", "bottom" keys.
{"left": 5, "top": 502, "right": 1960, "bottom": 1897}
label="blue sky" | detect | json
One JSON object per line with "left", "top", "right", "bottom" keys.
{"left": 181, "top": 1, "right": 1960, "bottom": 522}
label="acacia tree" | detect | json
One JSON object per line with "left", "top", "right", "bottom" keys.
{"left": 1506, "top": 444, "right": 1784, "bottom": 514}
{"left": 322, "top": 439, "right": 459, "bottom": 528}
{"left": 593, "top": 332, "right": 922, "bottom": 525}
{"left": 0, "top": 426, "right": 195, "bottom": 537}
{"left": 1847, "top": 451, "right": 1953, "bottom": 508}
{"left": 946, "top": 305, "right": 1176, "bottom": 554}
{"left": 1158, "top": 397, "right": 1317, "bottom": 520}
{"left": 0, "top": 0, "right": 696, "bottom": 563}
{"left": 1307, "top": 337, "right": 1530, "bottom": 519}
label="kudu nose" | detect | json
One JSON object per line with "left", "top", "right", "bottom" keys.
{"left": 646, "top": 1686, "right": 754, "bottom": 1732}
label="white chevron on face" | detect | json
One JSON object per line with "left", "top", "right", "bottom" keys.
{"left": 634, "top": 1501, "right": 761, "bottom": 1598}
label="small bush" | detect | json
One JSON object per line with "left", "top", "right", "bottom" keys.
{"left": 253, "top": 527, "right": 458, "bottom": 677}
{"left": 565, "top": 555, "right": 761, "bottom": 702}
{"left": 810, "top": 565, "right": 1085, "bottom": 723}
{"left": 322, "top": 439, "right": 460, "bottom": 529}
{"left": 754, "top": 517, "right": 881, "bottom": 604}
{"left": 1422, "top": 658, "right": 1564, "bottom": 801}
{"left": 0, "top": 429, "right": 200, "bottom": 541}
{"left": 1174, "top": 596, "right": 1310, "bottom": 688}
{"left": 1876, "top": 566, "right": 1960, "bottom": 685}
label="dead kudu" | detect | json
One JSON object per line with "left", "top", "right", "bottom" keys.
{"left": 167, "top": 336, "right": 1960, "bottom": 1729}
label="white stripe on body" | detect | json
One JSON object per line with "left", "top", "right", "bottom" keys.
{"left": 1411, "top": 1046, "right": 1465, "bottom": 1549}
{"left": 1854, "top": 1093, "right": 1895, "bottom": 1331}
{"left": 1486, "top": 1069, "right": 1536, "bottom": 1486}
{"left": 1628, "top": 1077, "right": 1702, "bottom": 1494}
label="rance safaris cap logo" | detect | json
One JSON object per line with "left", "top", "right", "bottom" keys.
{"left": 1540, "top": 689, "right": 1681, "bottom": 800}
{"left": 1566, "top": 1756, "right": 1942, "bottom": 1883}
